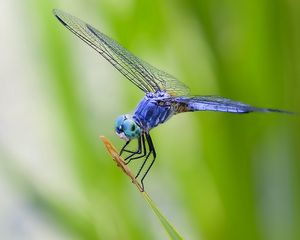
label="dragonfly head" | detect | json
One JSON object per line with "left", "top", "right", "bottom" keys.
{"left": 114, "top": 114, "right": 141, "bottom": 141}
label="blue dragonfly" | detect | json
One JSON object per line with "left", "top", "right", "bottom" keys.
{"left": 53, "top": 9, "right": 290, "bottom": 190}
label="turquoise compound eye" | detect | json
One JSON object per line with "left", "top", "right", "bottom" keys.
{"left": 114, "top": 115, "right": 126, "bottom": 133}
{"left": 123, "top": 119, "right": 141, "bottom": 139}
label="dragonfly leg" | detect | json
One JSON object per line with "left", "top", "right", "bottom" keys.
{"left": 120, "top": 138, "right": 140, "bottom": 156}
{"left": 119, "top": 136, "right": 146, "bottom": 162}
{"left": 140, "top": 134, "right": 156, "bottom": 191}
{"left": 119, "top": 140, "right": 131, "bottom": 156}
{"left": 123, "top": 137, "right": 142, "bottom": 161}
{"left": 125, "top": 134, "right": 147, "bottom": 165}
{"left": 135, "top": 133, "right": 156, "bottom": 191}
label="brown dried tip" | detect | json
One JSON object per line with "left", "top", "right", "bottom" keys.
{"left": 100, "top": 136, "right": 143, "bottom": 192}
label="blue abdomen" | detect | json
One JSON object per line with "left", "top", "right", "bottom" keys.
{"left": 133, "top": 95, "right": 173, "bottom": 131}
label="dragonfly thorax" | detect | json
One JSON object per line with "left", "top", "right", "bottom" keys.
{"left": 115, "top": 114, "right": 141, "bottom": 141}
{"left": 133, "top": 92, "right": 175, "bottom": 131}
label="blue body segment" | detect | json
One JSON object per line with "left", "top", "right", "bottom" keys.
{"left": 133, "top": 92, "right": 174, "bottom": 131}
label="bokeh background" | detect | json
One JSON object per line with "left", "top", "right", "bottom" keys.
{"left": 1, "top": 0, "right": 299, "bottom": 239}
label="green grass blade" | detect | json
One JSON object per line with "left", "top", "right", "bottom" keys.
{"left": 142, "top": 192, "right": 183, "bottom": 240}
{"left": 100, "top": 136, "right": 184, "bottom": 240}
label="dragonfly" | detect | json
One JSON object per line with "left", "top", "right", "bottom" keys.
{"left": 53, "top": 9, "right": 291, "bottom": 191}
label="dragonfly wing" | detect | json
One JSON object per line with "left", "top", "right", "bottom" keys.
{"left": 53, "top": 9, "right": 190, "bottom": 96}
{"left": 143, "top": 66, "right": 190, "bottom": 96}
{"left": 162, "top": 96, "right": 290, "bottom": 114}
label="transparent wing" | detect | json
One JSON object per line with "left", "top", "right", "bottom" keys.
{"left": 53, "top": 9, "right": 190, "bottom": 96}
{"left": 162, "top": 96, "right": 290, "bottom": 114}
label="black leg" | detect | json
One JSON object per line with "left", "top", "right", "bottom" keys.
{"left": 120, "top": 138, "right": 139, "bottom": 157}
{"left": 120, "top": 140, "right": 131, "bottom": 156}
{"left": 135, "top": 133, "right": 156, "bottom": 191}
{"left": 140, "top": 134, "right": 156, "bottom": 191}
{"left": 125, "top": 134, "right": 147, "bottom": 165}
{"left": 119, "top": 136, "right": 145, "bottom": 162}
{"left": 124, "top": 136, "right": 142, "bottom": 161}
{"left": 119, "top": 133, "right": 156, "bottom": 191}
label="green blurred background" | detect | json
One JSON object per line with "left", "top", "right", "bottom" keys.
{"left": 0, "top": 0, "right": 299, "bottom": 239}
